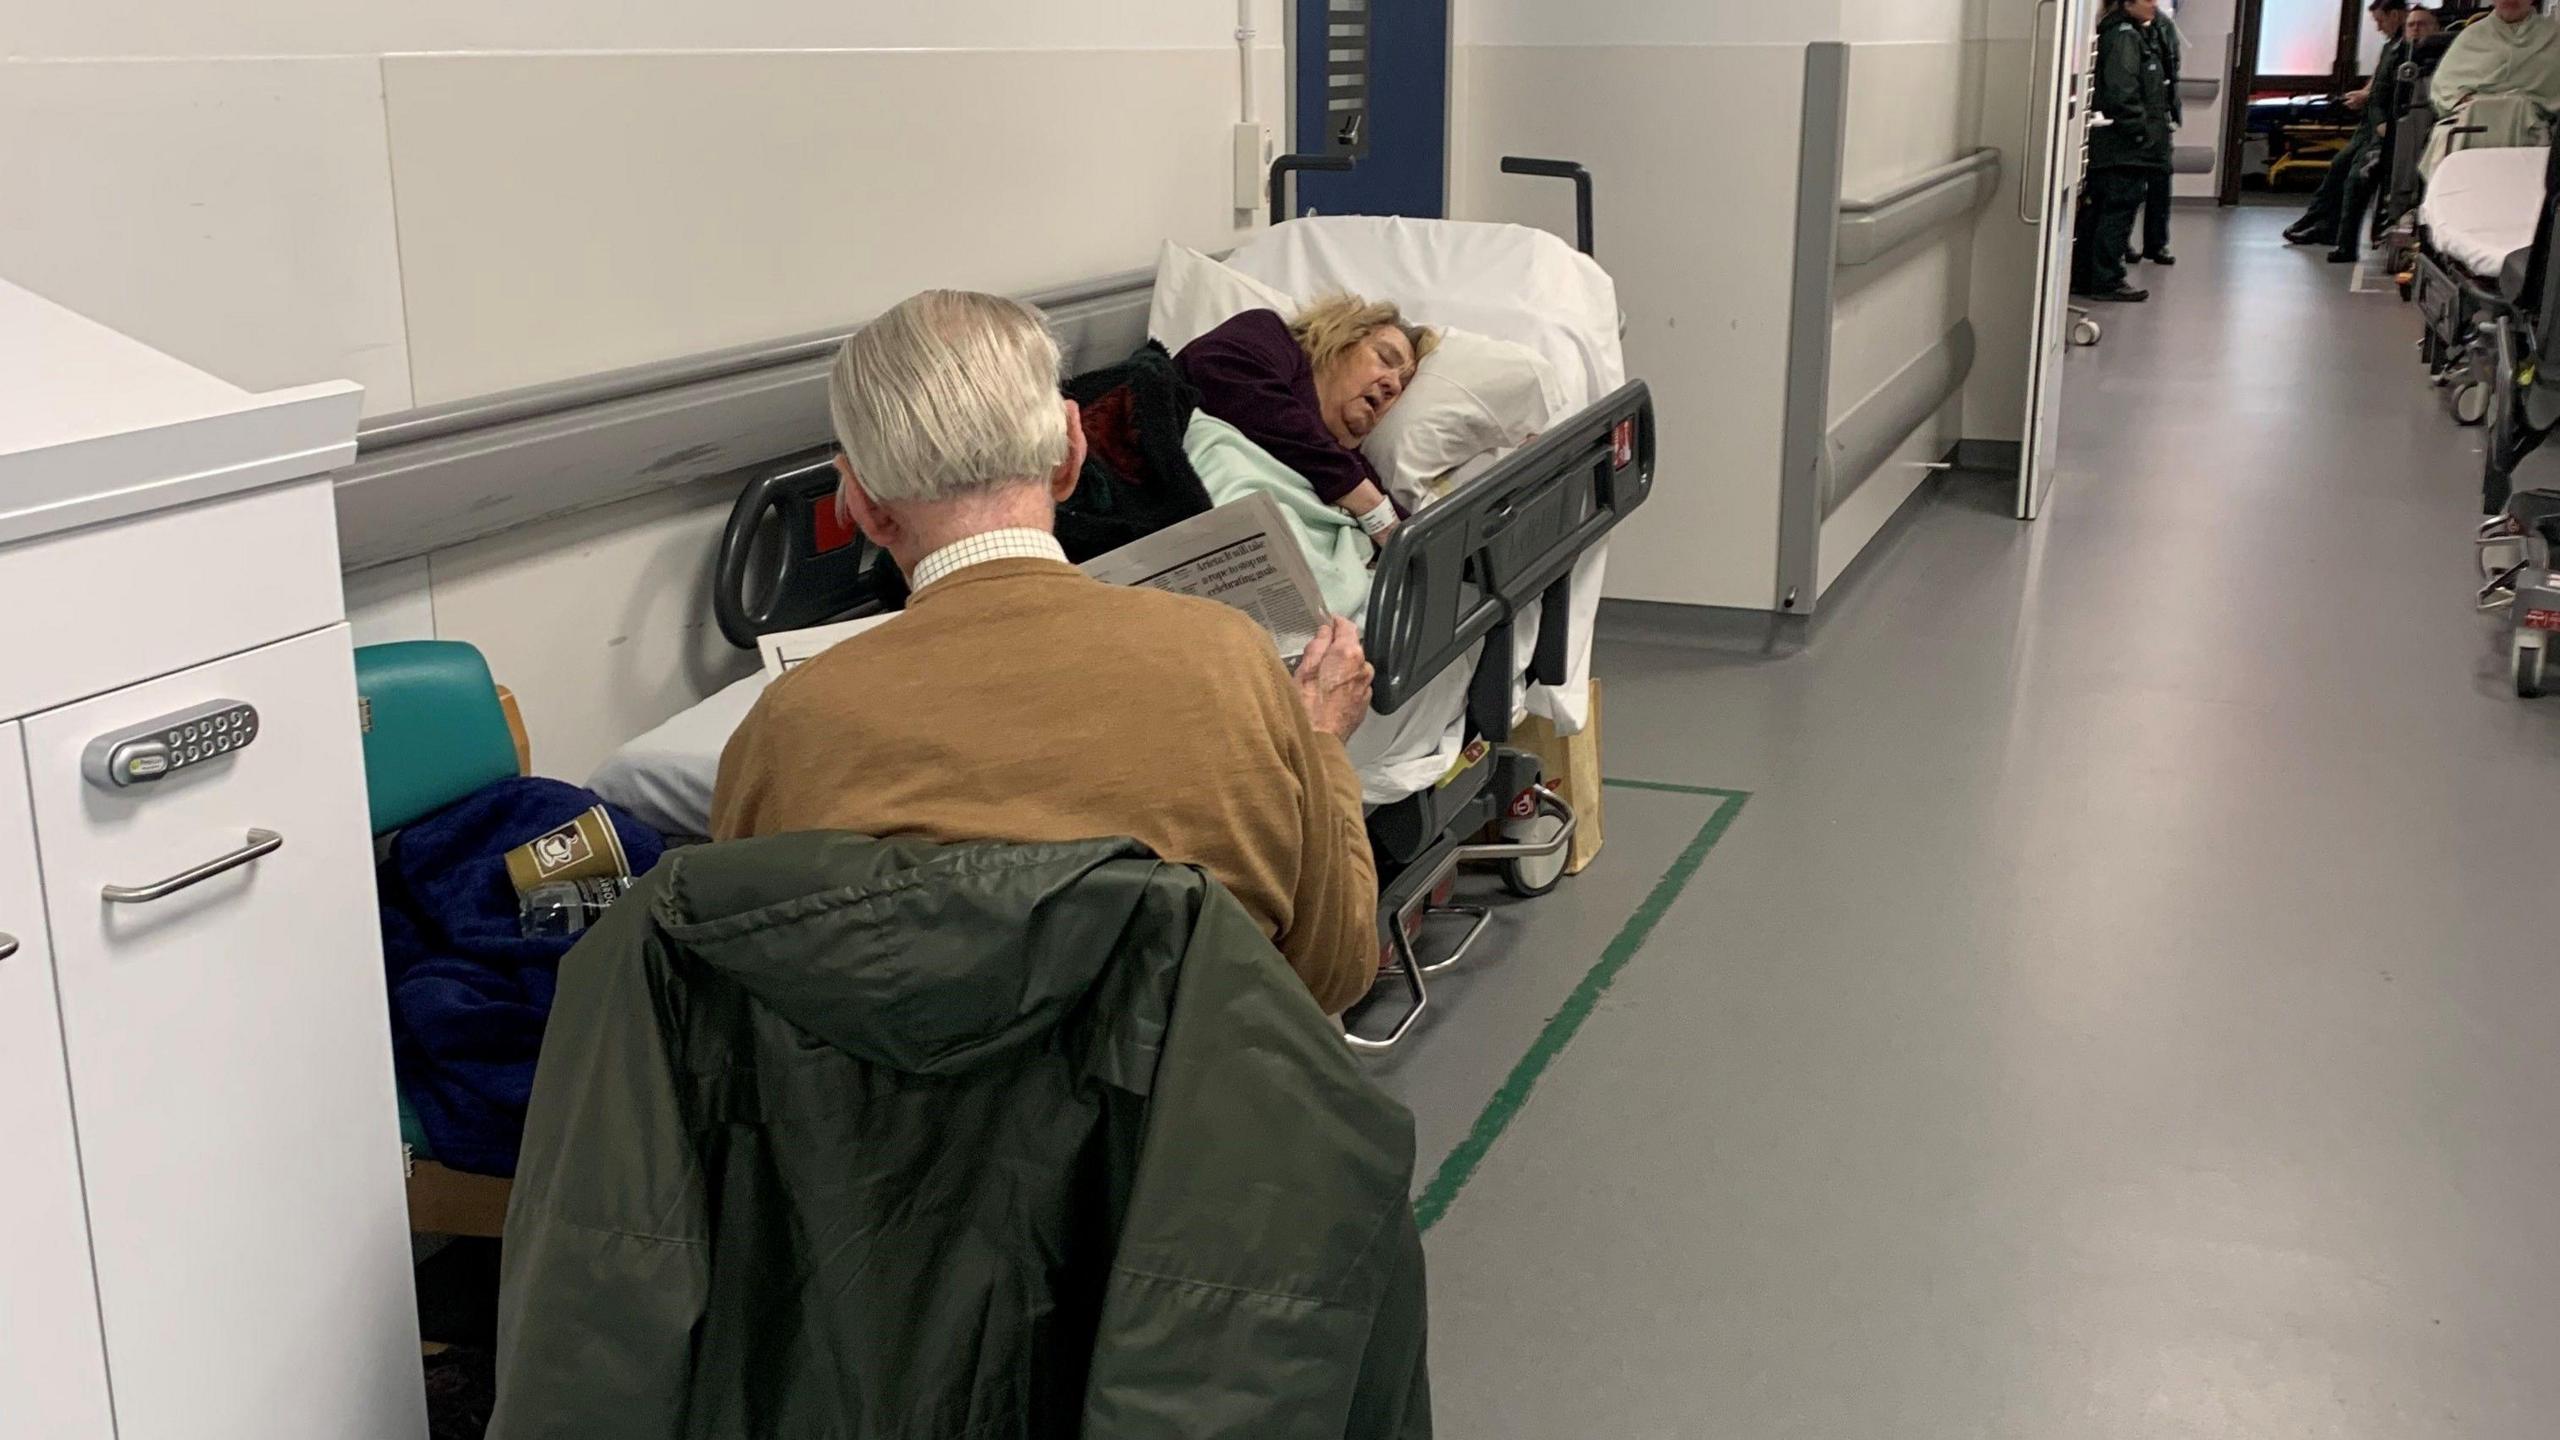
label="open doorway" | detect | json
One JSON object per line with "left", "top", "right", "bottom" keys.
{"left": 2219, "top": 0, "right": 2427, "bottom": 201}
{"left": 2013, "top": 0, "right": 2480, "bottom": 522}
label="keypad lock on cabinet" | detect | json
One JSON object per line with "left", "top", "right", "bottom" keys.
{"left": 83, "top": 701, "right": 260, "bottom": 790}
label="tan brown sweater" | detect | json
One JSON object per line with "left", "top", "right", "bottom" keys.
{"left": 710, "top": 557, "right": 1379, "bottom": 1014}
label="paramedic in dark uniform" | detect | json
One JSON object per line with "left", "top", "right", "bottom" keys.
{"left": 2074, "top": 0, "right": 2176, "bottom": 304}
{"left": 2131, "top": 0, "right": 2185, "bottom": 266}
{"left": 2284, "top": 0, "right": 2413, "bottom": 260}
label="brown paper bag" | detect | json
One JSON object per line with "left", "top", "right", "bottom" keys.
{"left": 1510, "top": 680, "right": 1605, "bottom": 875}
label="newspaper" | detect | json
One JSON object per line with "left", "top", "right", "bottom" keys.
{"left": 1079, "top": 494, "right": 1330, "bottom": 666}
{"left": 756, "top": 612, "right": 898, "bottom": 679}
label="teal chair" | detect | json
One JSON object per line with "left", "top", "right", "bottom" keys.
{"left": 355, "top": 641, "right": 523, "bottom": 836}
{"left": 354, "top": 640, "right": 526, "bottom": 1236}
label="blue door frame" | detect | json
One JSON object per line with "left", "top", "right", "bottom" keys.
{"left": 1293, "top": 0, "right": 1449, "bottom": 219}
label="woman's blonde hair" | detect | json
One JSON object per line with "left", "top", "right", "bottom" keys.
{"left": 1288, "top": 294, "right": 1438, "bottom": 380}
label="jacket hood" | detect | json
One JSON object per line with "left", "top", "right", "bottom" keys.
{"left": 648, "top": 832, "right": 1170, "bottom": 1076}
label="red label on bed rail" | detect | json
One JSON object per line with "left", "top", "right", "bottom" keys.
{"left": 811, "top": 495, "right": 858, "bottom": 555}
{"left": 1611, "top": 420, "right": 1636, "bottom": 470}
{"left": 2526, "top": 608, "right": 2560, "bottom": 632}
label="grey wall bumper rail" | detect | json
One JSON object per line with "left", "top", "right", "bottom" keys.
{"left": 1776, "top": 47, "right": 2002, "bottom": 617}
{"left": 1824, "top": 320, "right": 1976, "bottom": 517}
{"left": 1835, "top": 147, "right": 2003, "bottom": 268}
{"left": 335, "top": 269, "right": 1157, "bottom": 570}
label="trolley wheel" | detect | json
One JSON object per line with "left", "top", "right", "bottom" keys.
{"left": 2515, "top": 636, "right": 2547, "bottom": 699}
{"left": 2454, "top": 382, "right": 2492, "bottom": 428}
{"left": 2070, "top": 316, "right": 2103, "bottom": 348}
{"left": 1499, "top": 812, "right": 1573, "bottom": 898}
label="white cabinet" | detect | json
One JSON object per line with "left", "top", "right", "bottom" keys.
{"left": 0, "top": 279, "right": 422, "bottom": 1438}
{"left": 24, "top": 626, "right": 423, "bottom": 1440}
{"left": 0, "top": 720, "right": 117, "bottom": 1440}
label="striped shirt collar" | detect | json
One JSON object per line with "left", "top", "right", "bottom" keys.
{"left": 910, "top": 527, "right": 1069, "bottom": 591}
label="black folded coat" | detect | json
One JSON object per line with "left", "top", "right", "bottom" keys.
{"left": 1055, "top": 339, "right": 1215, "bottom": 562}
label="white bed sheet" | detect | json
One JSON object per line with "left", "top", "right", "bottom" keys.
{"left": 2424, "top": 146, "right": 2550, "bottom": 280}
{"left": 1223, "top": 217, "right": 1626, "bottom": 737}
{"left": 590, "top": 668, "right": 765, "bottom": 839}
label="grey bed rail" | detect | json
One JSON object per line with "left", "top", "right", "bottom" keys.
{"left": 1500, "top": 157, "right": 1596, "bottom": 257}
{"left": 334, "top": 269, "right": 1157, "bottom": 570}
{"left": 1835, "top": 148, "right": 2003, "bottom": 268}
{"left": 1365, "top": 380, "right": 1655, "bottom": 736}
{"left": 1824, "top": 322, "right": 1975, "bottom": 517}
{"left": 1267, "top": 153, "right": 1354, "bottom": 226}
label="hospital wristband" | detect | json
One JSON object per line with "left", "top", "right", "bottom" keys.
{"left": 1355, "top": 498, "right": 1398, "bottom": 537}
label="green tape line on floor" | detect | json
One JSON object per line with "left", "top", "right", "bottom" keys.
{"left": 1412, "top": 780, "right": 1751, "bottom": 1233}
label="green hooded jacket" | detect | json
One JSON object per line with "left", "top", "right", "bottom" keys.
{"left": 2143, "top": 14, "right": 2184, "bottom": 128}
{"left": 2092, "top": 8, "right": 2176, "bottom": 173}
{"left": 488, "top": 833, "right": 1431, "bottom": 1440}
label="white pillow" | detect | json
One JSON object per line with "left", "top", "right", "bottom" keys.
{"left": 1360, "top": 328, "right": 1563, "bottom": 509}
{"left": 586, "top": 670, "right": 770, "bottom": 839}
{"left": 1225, "top": 216, "right": 1625, "bottom": 410}
{"left": 1146, "top": 241, "right": 1298, "bottom": 353}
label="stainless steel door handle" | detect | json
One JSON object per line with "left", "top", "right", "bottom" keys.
{"left": 102, "top": 829, "right": 283, "bottom": 904}
{"left": 0, "top": 932, "right": 16, "bottom": 962}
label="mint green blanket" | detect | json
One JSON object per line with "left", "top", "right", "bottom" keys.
{"left": 2425, "top": 14, "right": 2560, "bottom": 172}
{"left": 1183, "top": 414, "right": 1377, "bottom": 623}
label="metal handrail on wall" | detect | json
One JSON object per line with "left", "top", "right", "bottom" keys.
{"left": 1836, "top": 148, "right": 2003, "bottom": 267}
{"left": 354, "top": 267, "right": 1156, "bottom": 458}
{"left": 335, "top": 269, "right": 1158, "bottom": 570}
{"left": 1774, "top": 42, "right": 2006, "bottom": 618}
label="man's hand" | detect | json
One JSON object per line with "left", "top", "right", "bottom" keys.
{"left": 1295, "top": 616, "right": 1374, "bottom": 741}
{"left": 2344, "top": 86, "right": 2371, "bottom": 110}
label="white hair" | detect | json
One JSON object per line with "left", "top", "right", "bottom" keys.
{"left": 826, "top": 289, "right": 1069, "bottom": 504}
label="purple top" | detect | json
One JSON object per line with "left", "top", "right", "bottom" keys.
{"left": 1176, "top": 309, "right": 1382, "bottom": 507}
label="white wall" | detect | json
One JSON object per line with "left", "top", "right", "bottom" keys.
{"left": 1450, "top": 0, "right": 1841, "bottom": 611}
{"left": 382, "top": 49, "right": 1266, "bottom": 402}
{"left": 4, "top": 3, "right": 1286, "bottom": 779}
{"left": 4, "top": 5, "right": 1284, "bottom": 413}
{"left": 1456, "top": 1, "right": 1843, "bottom": 45}
{"left": 1452, "top": 0, "right": 2033, "bottom": 608}
{"left": 1844, "top": 0, "right": 1997, "bottom": 44}
{"left": 336, "top": 482, "right": 754, "bottom": 784}
{"left": 12, "top": 2, "right": 1264, "bottom": 57}
{"left": 0, "top": 61, "right": 416, "bottom": 413}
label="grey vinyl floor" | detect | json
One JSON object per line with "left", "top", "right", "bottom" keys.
{"left": 1398, "top": 204, "right": 2560, "bottom": 1437}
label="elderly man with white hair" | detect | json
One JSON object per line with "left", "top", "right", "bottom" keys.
{"left": 711, "top": 289, "right": 1382, "bottom": 1014}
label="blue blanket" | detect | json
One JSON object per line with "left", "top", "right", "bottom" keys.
{"left": 380, "top": 777, "right": 663, "bottom": 1177}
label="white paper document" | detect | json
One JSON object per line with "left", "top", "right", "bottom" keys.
{"left": 1079, "top": 494, "right": 1331, "bottom": 665}
{"left": 756, "top": 612, "right": 898, "bottom": 678}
